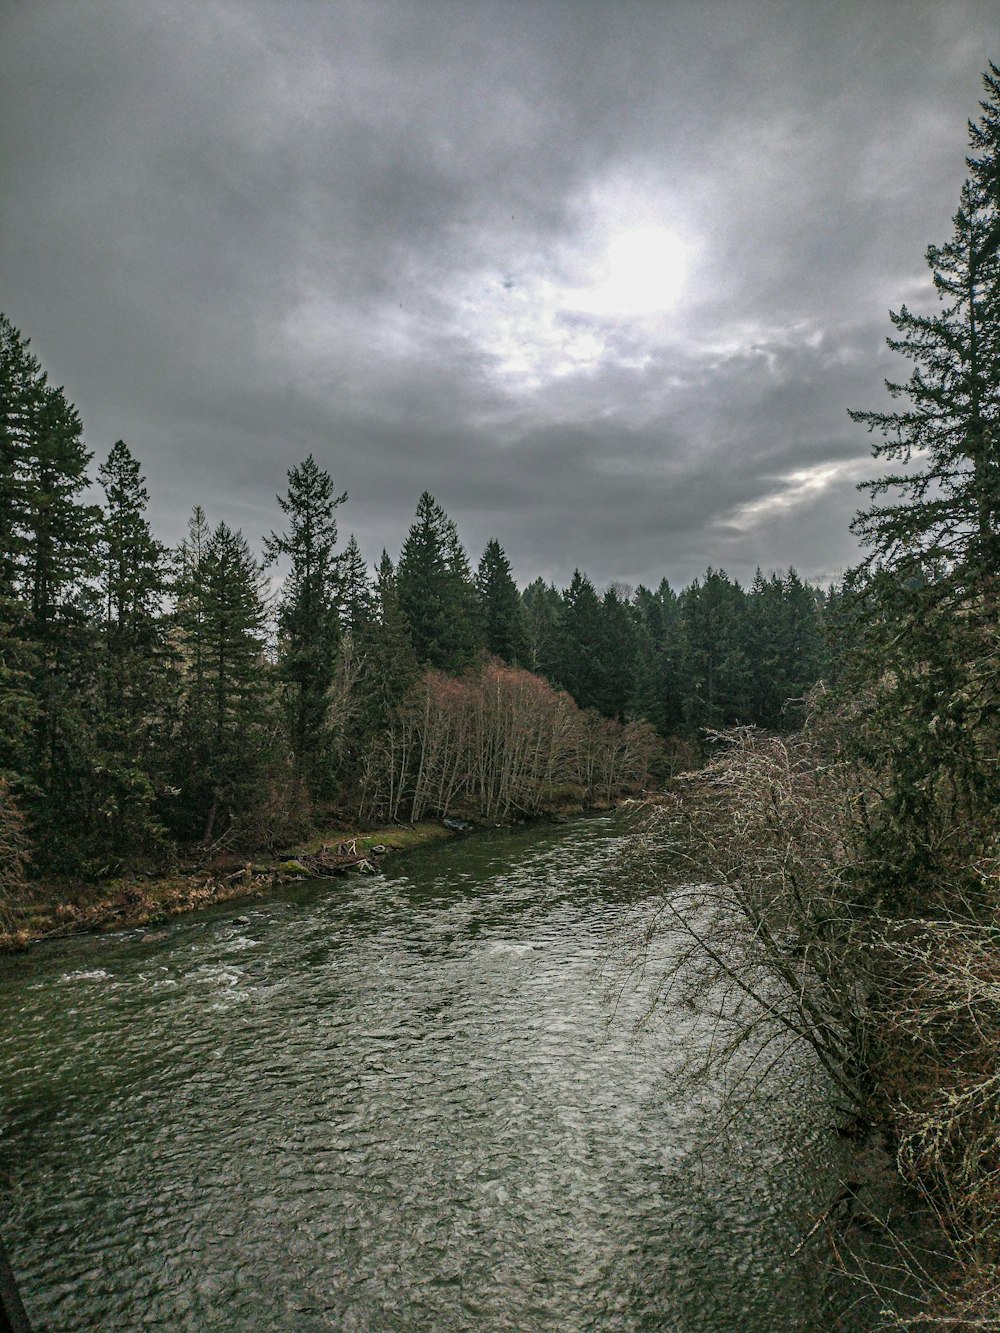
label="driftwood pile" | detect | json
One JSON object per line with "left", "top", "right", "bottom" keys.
{"left": 288, "top": 839, "right": 387, "bottom": 877}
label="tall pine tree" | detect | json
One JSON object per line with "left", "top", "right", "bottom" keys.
{"left": 91, "top": 439, "right": 172, "bottom": 859}
{"left": 0, "top": 316, "right": 101, "bottom": 867}
{"left": 265, "top": 455, "right": 346, "bottom": 800}
{"left": 846, "top": 64, "right": 1000, "bottom": 910}
{"left": 554, "top": 570, "right": 606, "bottom": 712}
{"left": 172, "top": 518, "right": 274, "bottom": 842}
{"left": 475, "top": 538, "right": 527, "bottom": 664}
{"left": 521, "top": 578, "right": 561, "bottom": 680}
{"left": 0, "top": 317, "right": 40, "bottom": 782}
{"left": 339, "top": 533, "right": 374, "bottom": 637}
{"left": 396, "top": 492, "right": 477, "bottom": 672}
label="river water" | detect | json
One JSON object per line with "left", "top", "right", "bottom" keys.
{"left": 0, "top": 816, "right": 864, "bottom": 1331}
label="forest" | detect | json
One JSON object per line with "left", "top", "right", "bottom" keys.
{"left": 0, "top": 327, "right": 828, "bottom": 890}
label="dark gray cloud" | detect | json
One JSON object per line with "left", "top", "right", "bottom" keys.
{"left": 1, "top": 0, "right": 996, "bottom": 591}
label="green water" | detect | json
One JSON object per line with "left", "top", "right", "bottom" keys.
{"left": 0, "top": 816, "right": 861, "bottom": 1330}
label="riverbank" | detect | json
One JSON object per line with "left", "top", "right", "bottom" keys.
{"left": 0, "top": 822, "right": 458, "bottom": 951}
{"left": 1, "top": 789, "right": 630, "bottom": 953}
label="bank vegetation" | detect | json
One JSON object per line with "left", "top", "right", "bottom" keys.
{"left": 634, "top": 67, "right": 1000, "bottom": 1329}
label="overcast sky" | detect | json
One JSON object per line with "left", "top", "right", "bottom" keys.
{"left": 2, "top": 2, "right": 997, "bottom": 592}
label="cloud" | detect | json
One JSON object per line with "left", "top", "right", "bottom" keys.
{"left": 0, "top": 0, "right": 996, "bottom": 592}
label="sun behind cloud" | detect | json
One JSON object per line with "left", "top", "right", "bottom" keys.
{"left": 570, "top": 224, "right": 687, "bottom": 318}
{"left": 455, "top": 202, "right": 692, "bottom": 388}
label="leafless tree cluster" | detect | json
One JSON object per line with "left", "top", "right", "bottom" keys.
{"left": 358, "top": 659, "right": 659, "bottom": 824}
{"left": 874, "top": 915, "right": 1000, "bottom": 1328}
{"left": 627, "top": 721, "right": 878, "bottom": 1107}
{"left": 628, "top": 716, "right": 1000, "bottom": 1327}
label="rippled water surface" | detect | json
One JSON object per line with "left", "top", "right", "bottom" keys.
{"left": 1, "top": 817, "right": 856, "bottom": 1330}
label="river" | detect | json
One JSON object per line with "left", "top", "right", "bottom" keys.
{"left": 0, "top": 815, "right": 866, "bottom": 1330}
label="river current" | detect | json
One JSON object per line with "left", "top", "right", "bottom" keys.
{"left": 1, "top": 816, "right": 861, "bottom": 1331}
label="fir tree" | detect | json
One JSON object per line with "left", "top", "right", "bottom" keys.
{"left": 598, "top": 585, "right": 637, "bottom": 720}
{"left": 396, "top": 492, "right": 477, "bottom": 672}
{"left": 21, "top": 381, "right": 98, "bottom": 633}
{"left": 339, "top": 533, "right": 374, "bottom": 637}
{"left": 475, "top": 538, "right": 527, "bottom": 664}
{"left": 350, "top": 551, "right": 420, "bottom": 752}
{"left": 742, "top": 568, "right": 825, "bottom": 728}
{"left": 173, "top": 504, "right": 212, "bottom": 731}
{"left": 0, "top": 315, "right": 40, "bottom": 601}
{"left": 845, "top": 65, "right": 1000, "bottom": 909}
{"left": 172, "top": 519, "right": 273, "bottom": 842}
{"left": 521, "top": 578, "right": 561, "bottom": 679}
{"left": 97, "top": 440, "right": 168, "bottom": 698}
{"left": 265, "top": 455, "right": 346, "bottom": 799}
{"left": 631, "top": 581, "right": 684, "bottom": 735}
{"left": 678, "top": 570, "right": 749, "bottom": 730}
{"left": 0, "top": 318, "right": 40, "bottom": 782}
{"left": 555, "top": 570, "right": 606, "bottom": 712}
{"left": 90, "top": 440, "right": 172, "bottom": 859}
{"left": 850, "top": 63, "right": 1000, "bottom": 582}
{"left": 0, "top": 319, "right": 101, "bottom": 866}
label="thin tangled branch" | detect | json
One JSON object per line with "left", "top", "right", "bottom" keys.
{"left": 620, "top": 714, "right": 1000, "bottom": 1328}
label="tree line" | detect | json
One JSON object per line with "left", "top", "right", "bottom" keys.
{"left": 0, "top": 322, "right": 830, "bottom": 880}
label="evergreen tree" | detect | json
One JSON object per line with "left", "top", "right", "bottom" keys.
{"left": 630, "top": 585, "right": 664, "bottom": 728}
{"left": 396, "top": 492, "right": 477, "bottom": 672}
{"left": 597, "top": 585, "right": 637, "bottom": 720}
{"left": 21, "top": 381, "right": 98, "bottom": 633}
{"left": 554, "top": 570, "right": 606, "bottom": 712}
{"left": 783, "top": 569, "right": 827, "bottom": 698}
{"left": 339, "top": 533, "right": 374, "bottom": 637}
{"left": 729, "top": 567, "right": 827, "bottom": 729}
{"left": 845, "top": 65, "right": 1000, "bottom": 910}
{"left": 91, "top": 440, "right": 172, "bottom": 859}
{"left": 0, "top": 318, "right": 102, "bottom": 866}
{"left": 0, "top": 315, "right": 39, "bottom": 600}
{"left": 97, "top": 440, "right": 168, "bottom": 697}
{"left": 171, "top": 519, "right": 273, "bottom": 842}
{"left": 351, "top": 551, "right": 420, "bottom": 746}
{"left": 744, "top": 569, "right": 788, "bottom": 727}
{"left": 265, "top": 455, "right": 346, "bottom": 799}
{"left": 678, "top": 569, "right": 749, "bottom": 730}
{"left": 173, "top": 504, "right": 212, "bottom": 739}
{"left": 850, "top": 64, "right": 1000, "bottom": 583}
{"left": 475, "top": 538, "right": 527, "bottom": 664}
{"left": 203, "top": 525, "right": 269, "bottom": 743}
{"left": 0, "top": 317, "right": 41, "bottom": 782}
{"left": 521, "top": 577, "right": 561, "bottom": 679}
{"left": 0, "top": 615, "right": 36, "bottom": 785}
{"left": 631, "top": 581, "right": 685, "bottom": 735}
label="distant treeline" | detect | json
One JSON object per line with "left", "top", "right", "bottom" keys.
{"left": 0, "top": 311, "right": 831, "bottom": 879}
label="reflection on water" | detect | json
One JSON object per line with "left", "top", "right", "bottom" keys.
{"left": 1, "top": 817, "right": 861, "bottom": 1330}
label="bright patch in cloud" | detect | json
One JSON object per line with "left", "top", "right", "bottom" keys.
{"left": 453, "top": 188, "right": 692, "bottom": 389}
{"left": 569, "top": 225, "right": 687, "bottom": 318}
{"left": 726, "top": 460, "right": 874, "bottom": 533}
